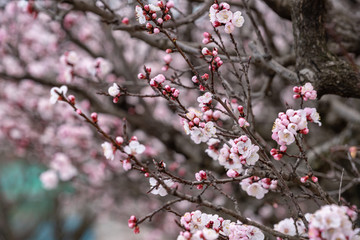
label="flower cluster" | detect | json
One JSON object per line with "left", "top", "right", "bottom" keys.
{"left": 293, "top": 82, "right": 317, "bottom": 101}
{"left": 177, "top": 210, "right": 231, "bottom": 240}
{"left": 308, "top": 204, "right": 359, "bottom": 240}
{"left": 195, "top": 170, "right": 207, "bottom": 189}
{"left": 209, "top": 3, "right": 245, "bottom": 34}
{"left": 218, "top": 135, "right": 260, "bottom": 177}
{"left": 182, "top": 108, "right": 217, "bottom": 144}
{"left": 128, "top": 215, "right": 140, "bottom": 234}
{"left": 149, "top": 177, "right": 175, "bottom": 196}
{"left": 273, "top": 217, "right": 307, "bottom": 238}
{"left": 146, "top": 73, "right": 180, "bottom": 99}
{"left": 240, "top": 176, "right": 277, "bottom": 199}
{"left": 202, "top": 32, "right": 212, "bottom": 44}
{"left": 177, "top": 211, "right": 264, "bottom": 240}
{"left": 135, "top": 1, "right": 173, "bottom": 34}
{"left": 271, "top": 108, "right": 321, "bottom": 160}
{"left": 40, "top": 153, "right": 78, "bottom": 190}
{"left": 228, "top": 223, "right": 265, "bottom": 240}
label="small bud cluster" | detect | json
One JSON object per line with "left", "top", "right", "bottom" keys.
{"left": 128, "top": 215, "right": 140, "bottom": 234}
{"left": 300, "top": 175, "right": 318, "bottom": 183}
{"left": 135, "top": 1, "right": 173, "bottom": 34}
{"left": 195, "top": 170, "right": 207, "bottom": 189}
{"left": 293, "top": 82, "right": 317, "bottom": 101}
{"left": 237, "top": 105, "right": 250, "bottom": 128}
{"left": 162, "top": 51, "right": 172, "bottom": 71}
{"left": 240, "top": 176, "right": 277, "bottom": 199}
{"left": 271, "top": 108, "right": 321, "bottom": 160}
{"left": 209, "top": 3, "right": 245, "bottom": 34}
{"left": 202, "top": 32, "right": 212, "bottom": 44}
{"left": 218, "top": 135, "right": 259, "bottom": 177}
{"left": 201, "top": 47, "right": 223, "bottom": 71}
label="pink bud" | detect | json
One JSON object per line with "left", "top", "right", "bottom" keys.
{"left": 166, "top": 49, "right": 172, "bottom": 53}
{"left": 273, "top": 154, "right": 283, "bottom": 160}
{"left": 300, "top": 175, "right": 309, "bottom": 183}
{"left": 199, "top": 122, "right": 205, "bottom": 128}
{"left": 293, "top": 86, "right": 300, "bottom": 93}
{"left": 238, "top": 117, "right": 246, "bottom": 127}
{"left": 212, "top": 4, "right": 219, "bottom": 9}
{"left": 237, "top": 105, "right": 244, "bottom": 114}
{"left": 153, "top": 28, "right": 160, "bottom": 34}
{"left": 152, "top": 13, "right": 157, "bottom": 19}
{"left": 227, "top": 169, "right": 239, "bottom": 178}
{"left": 280, "top": 145, "right": 287, "bottom": 152}
{"left": 202, "top": 38, "right": 210, "bottom": 44}
{"left": 146, "top": 22, "right": 153, "bottom": 29}
{"left": 76, "top": 109, "right": 82, "bottom": 114}
{"left": 157, "top": 18, "right": 163, "bottom": 24}
{"left": 166, "top": 1, "right": 174, "bottom": 8}
{"left": 193, "top": 117, "right": 200, "bottom": 125}
{"left": 138, "top": 73, "right": 146, "bottom": 79}
{"left": 203, "top": 32, "right": 211, "bottom": 38}
{"left": 144, "top": 5, "right": 150, "bottom": 11}
{"left": 163, "top": 54, "right": 172, "bottom": 64}
{"left": 300, "top": 128, "right": 309, "bottom": 134}
{"left": 121, "top": 17, "right": 129, "bottom": 25}
{"left": 113, "top": 97, "right": 119, "bottom": 103}
{"left": 270, "top": 148, "right": 277, "bottom": 155}
{"left": 144, "top": 172, "right": 150, "bottom": 177}
{"left": 201, "top": 73, "right": 209, "bottom": 80}
{"left": 293, "top": 94, "right": 300, "bottom": 99}
{"left": 116, "top": 136, "right": 124, "bottom": 145}
{"left": 197, "top": 184, "right": 203, "bottom": 190}
{"left": 164, "top": 14, "right": 171, "bottom": 21}
{"left": 145, "top": 67, "right": 151, "bottom": 73}
{"left": 199, "top": 85, "right": 205, "bottom": 91}
{"left": 172, "top": 89, "right": 180, "bottom": 97}
{"left": 68, "top": 95, "right": 75, "bottom": 104}
{"left": 191, "top": 76, "right": 199, "bottom": 83}
{"left": 134, "top": 226, "right": 140, "bottom": 234}
{"left": 91, "top": 112, "right": 98, "bottom": 122}
{"left": 311, "top": 176, "right": 318, "bottom": 182}
{"left": 157, "top": 1, "right": 164, "bottom": 8}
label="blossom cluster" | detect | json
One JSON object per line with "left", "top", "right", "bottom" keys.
{"left": 135, "top": 1, "right": 173, "bottom": 33}
{"left": 271, "top": 108, "right": 321, "bottom": 160}
{"left": 40, "top": 153, "right": 78, "bottom": 189}
{"left": 182, "top": 108, "right": 217, "bottom": 144}
{"left": 177, "top": 210, "right": 264, "bottom": 240}
{"left": 149, "top": 177, "right": 175, "bottom": 196}
{"left": 218, "top": 135, "right": 260, "bottom": 177}
{"left": 144, "top": 73, "right": 180, "bottom": 99}
{"left": 240, "top": 176, "right": 277, "bottom": 199}
{"left": 273, "top": 217, "right": 307, "bottom": 238}
{"left": 293, "top": 82, "right": 317, "bottom": 101}
{"left": 209, "top": 2, "right": 245, "bottom": 34}
{"left": 308, "top": 204, "right": 359, "bottom": 240}
{"left": 195, "top": 170, "right": 207, "bottom": 189}
{"left": 128, "top": 215, "right": 140, "bottom": 234}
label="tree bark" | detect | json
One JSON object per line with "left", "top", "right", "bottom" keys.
{"left": 290, "top": 0, "right": 360, "bottom": 98}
